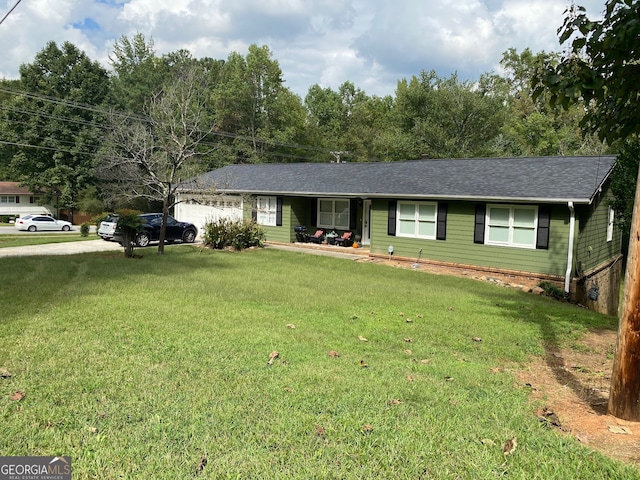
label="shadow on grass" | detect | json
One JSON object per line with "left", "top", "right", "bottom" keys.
{"left": 493, "top": 289, "right": 617, "bottom": 416}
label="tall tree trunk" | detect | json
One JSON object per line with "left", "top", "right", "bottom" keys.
{"left": 608, "top": 168, "right": 640, "bottom": 420}
{"left": 157, "top": 196, "right": 169, "bottom": 255}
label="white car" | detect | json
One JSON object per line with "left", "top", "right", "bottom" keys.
{"left": 14, "top": 214, "right": 73, "bottom": 232}
{"left": 97, "top": 213, "right": 119, "bottom": 241}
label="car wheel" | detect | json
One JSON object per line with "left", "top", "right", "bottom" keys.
{"left": 62, "top": 225, "right": 71, "bottom": 231}
{"left": 135, "top": 232, "right": 151, "bottom": 247}
{"left": 28, "top": 225, "right": 37, "bottom": 232}
{"left": 182, "top": 229, "right": 196, "bottom": 243}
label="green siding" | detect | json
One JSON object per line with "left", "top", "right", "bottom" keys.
{"left": 370, "top": 199, "right": 572, "bottom": 276}
{"left": 574, "top": 183, "right": 622, "bottom": 275}
{"left": 242, "top": 196, "right": 296, "bottom": 243}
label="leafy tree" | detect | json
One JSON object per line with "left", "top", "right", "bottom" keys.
{"left": 109, "top": 33, "right": 169, "bottom": 114}
{"left": 212, "top": 45, "right": 306, "bottom": 163}
{"left": 497, "top": 48, "right": 606, "bottom": 157}
{"left": 535, "top": 0, "right": 640, "bottom": 422}
{"left": 533, "top": 1, "right": 640, "bottom": 144}
{"left": 2, "top": 41, "right": 110, "bottom": 221}
{"left": 96, "top": 63, "right": 213, "bottom": 254}
{"left": 395, "top": 71, "right": 505, "bottom": 158}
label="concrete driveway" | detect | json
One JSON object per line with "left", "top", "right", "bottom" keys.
{"left": 0, "top": 239, "right": 124, "bottom": 258}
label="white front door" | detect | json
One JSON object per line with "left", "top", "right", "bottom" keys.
{"left": 362, "top": 200, "right": 371, "bottom": 246}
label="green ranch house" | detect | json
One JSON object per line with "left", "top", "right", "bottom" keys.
{"left": 175, "top": 156, "right": 622, "bottom": 316}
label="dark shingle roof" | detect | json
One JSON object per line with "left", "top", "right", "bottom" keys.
{"left": 184, "top": 156, "right": 617, "bottom": 204}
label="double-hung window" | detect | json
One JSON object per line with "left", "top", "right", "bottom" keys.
{"left": 486, "top": 205, "right": 537, "bottom": 248}
{"left": 1, "top": 196, "right": 16, "bottom": 203}
{"left": 607, "top": 206, "right": 615, "bottom": 242}
{"left": 397, "top": 202, "right": 437, "bottom": 239}
{"left": 256, "top": 196, "right": 277, "bottom": 226}
{"left": 318, "top": 199, "right": 349, "bottom": 229}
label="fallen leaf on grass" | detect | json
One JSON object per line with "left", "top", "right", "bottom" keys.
{"left": 416, "top": 314, "right": 424, "bottom": 319}
{"left": 481, "top": 438, "right": 496, "bottom": 446}
{"left": 405, "top": 318, "right": 414, "bottom": 323}
{"left": 328, "top": 350, "right": 340, "bottom": 358}
{"left": 406, "top": 375, "right": 414, "bottom": 382}
{"left": 403, "top": 337, "right": 413, "bottom": 343}
{"left": 195, "top": 456, "right": 207, "bottom": 475}
{"left": 351, "top": 314, "right": 359, "bottom": 320}
{"left": 444, "top": 376, "right": 453, "bottom": 382}
{"left": 9, "top": 391, "right": 25, "bottom": 401}
{"left": 420, "top": 359, "right": 431, "bottom": 364}
{"left": 404, "top": 349, "right": 412, "bottom": 355}
{"left": 503, "top": 437, "right": 517, "bottom": 455}
{"left": 399, "top": 312, "right": 404, "bottom": 316}
{"left": 86, "top": 426, "right": 99, "bottom": 434}
{"left": 448, "top": 306, "right": 455, "bottom": 311}
{"left": 472, "top": 337, "right": 482, "bottom": 342}
{"left": 267, "top": 351, "right": 279, "bottom": 366}
{"left": 358, "top": 336, "right": 368, "bottom": 342}
{"left": 0, "top": 368, "right": 12, "bottom": 378}
{"left": 386, "top": 399, "right": 402, "bottom": 406}
{"left": 315, "top": 425, "right": 326, "bottom": 436}
{"left": 608, "top": 425, "right": 633, "bottom": 435}
{"left": 361, "top": 424, "right": 373, "bottom": 434}
{"left": 359, "top": 360, "right": 369, "bottom": 368}
{"left": 285, "top": 324, "right": 296, "bottom": 329}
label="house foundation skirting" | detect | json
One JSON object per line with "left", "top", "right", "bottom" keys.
{"left": 570, "top": 255, "right": 623, "bottom": 317}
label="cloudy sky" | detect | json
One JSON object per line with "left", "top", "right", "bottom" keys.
{"left": 0, "top": 0, "right": 605, "bottom": 98}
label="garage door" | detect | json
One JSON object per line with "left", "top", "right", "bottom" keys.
{"left": 175, "top": 195, "right": 243, "bottom": 236}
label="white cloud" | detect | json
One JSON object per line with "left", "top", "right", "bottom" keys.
{"left": 0, "top": 0, "right": 609, "bottom": 96}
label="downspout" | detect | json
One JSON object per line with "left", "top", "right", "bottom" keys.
{"left": 565, "top": 201, "right": 575, "bottom": 297}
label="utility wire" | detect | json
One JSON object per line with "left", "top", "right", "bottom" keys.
{"left": 0, "top": 0, "right": 22, "bottom": 26}
{"left": 0, "top": 86, "right": 334, "bottom": 157}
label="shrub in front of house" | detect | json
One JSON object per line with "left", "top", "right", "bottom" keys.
{"left": 80, "top": 222, "right": 91, "bottom": 237}
{"left": 202, "top": 218, "right": 264, "bottom": 250}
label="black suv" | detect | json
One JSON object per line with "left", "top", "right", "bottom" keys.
{"left": 115, "top": 213, "right": 198, "bottom": 247}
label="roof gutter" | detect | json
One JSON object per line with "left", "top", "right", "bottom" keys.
{"left": 565, "top": 201, "right": 575, "bottom": 295}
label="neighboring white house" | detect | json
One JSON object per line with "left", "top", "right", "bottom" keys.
{"left": 0, "top": 182, "right": 55, "bottom": 219}
{"left": 174, "top": 194, "right": 244, "bottom": 236}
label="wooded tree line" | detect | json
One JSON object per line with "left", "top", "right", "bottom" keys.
{"left": 0, "top": 31, "right": 628, "bottom": 217}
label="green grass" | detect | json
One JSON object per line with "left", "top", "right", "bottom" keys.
{"left": 0, "top": 232, "right": 98, "bottom": 248}
{"left": 0, "top": 248, "right": 636, "bottom": 479}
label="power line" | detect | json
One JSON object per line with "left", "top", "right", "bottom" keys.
{"left": 0, "top": 86, "right": 335, "bottom": 159}
{"left": 0, "top": 0, "right": 22, "bottom": 26}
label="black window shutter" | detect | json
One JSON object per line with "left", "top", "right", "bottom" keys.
{"left": 276, "top": 197, "right": 283, "bottom": 226}
{"left": 310, "top": 198, "right": 317, "bottom": 227}
{"left": 474, "top": 204, "right": 486, "bottom": 244}
{"left": 15, "top": 196, "right": 19, "bottom": 204}
{"left": 251, "top": 197, "right": 257, "bottom": 223}
{"left": 436, "top": 203, "right": 447, "bottom": 240}
{"left": 388, "top": 201, "right": 397, "bottom": 236}
{"left": 536, "top": 206, "right": 551, "bottom": 249}
{"left": 349, "top": 198, "right": 357, "bottom": 230}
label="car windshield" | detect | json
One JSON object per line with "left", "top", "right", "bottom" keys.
{"left": 104, "top": 215, "right": 118, "bottom": 223}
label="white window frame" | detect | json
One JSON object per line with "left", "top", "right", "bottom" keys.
{"left": 396, "top": 201, "right": 438, "bottom": 239}
{"left": 256, "top": 196, "right": 277, "bottom": 226}
{"left": 317, "top": 198, "right": 350, "bottom": 230}
{"left": 607, "top": 206, "right": 615, "bottom": 242}
{"left": 485, "top": 204, "right": 538, "bottom": 249}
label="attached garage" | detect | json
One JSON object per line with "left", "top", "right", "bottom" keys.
{"left": 174, "top": 195, "right": 244, "bottom": 236}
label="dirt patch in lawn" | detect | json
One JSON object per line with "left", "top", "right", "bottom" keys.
{"left": 361, "top": 256, "right": 639, "bottom": 466}
{"left": 516, "top": 328, "right": 640, "bottom": 466}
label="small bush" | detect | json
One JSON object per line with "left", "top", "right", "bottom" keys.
{"left": 0, "top": 215, "right": 9, "bottom": 223}
{"left": 538, "top": 281, "right": 565, "bottom": 300}
{"left": 202, "top": 218, "right": 264, "bottom": 250}
{"left": 80, "top": 223, "right": 91, "bottom": 237}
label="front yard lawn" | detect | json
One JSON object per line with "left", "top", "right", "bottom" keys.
{"left": 0, "top": 248, "right": 635, "bottom": 479}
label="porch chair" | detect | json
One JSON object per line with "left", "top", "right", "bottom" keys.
{"left": 306, "top": 229, "right": 325, "bottom": 244}
{"left": 334, "top": 231, "right": 354, "bottom": 247}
